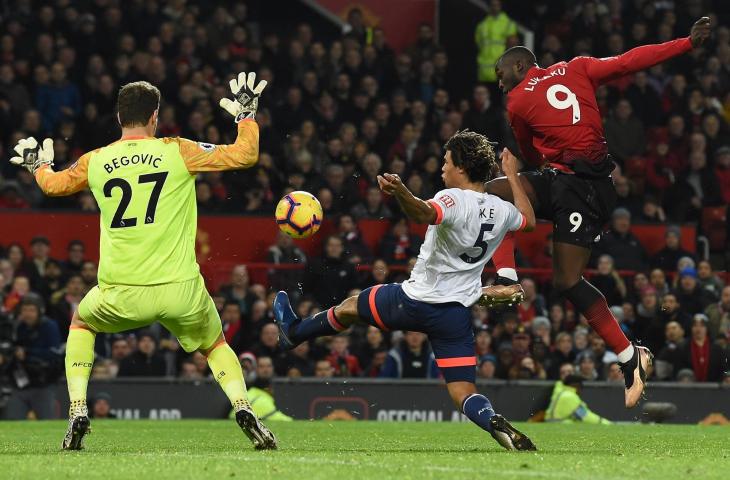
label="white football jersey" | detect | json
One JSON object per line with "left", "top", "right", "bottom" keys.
{"left": 401, "top": 188, "right": 526, "bottom": 306}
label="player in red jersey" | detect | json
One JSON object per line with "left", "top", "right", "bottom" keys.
{"left": 485, "top": 17, "right": 712, "bottom": 408}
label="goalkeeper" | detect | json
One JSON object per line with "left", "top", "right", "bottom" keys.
{"left": 10, "top": 72, "right": 277, "bottom": 450}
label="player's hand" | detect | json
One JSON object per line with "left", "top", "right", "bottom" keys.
{"left": 500, "top": 148, "right": 520, "bottom": 177}
{"left": 10, "top": 137, "right": 54, "bottom": 174}
{"left": 219, "top": 71, "right": 268, "bottom": 122}
{"left": 479, "top": 284, "right": 524, "bottom": 308}
{"left": 377, "top": 173, "right": 407, "bottom": 196}
{"left": 690, "top": 17, "right": 711, "bottom": 48}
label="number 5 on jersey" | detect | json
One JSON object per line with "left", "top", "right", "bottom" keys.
{"left": 460, "top": 223, "right": 494, "bottom": 264}
{"left": 104, "top": 172, "right": 168, "bottom": 228}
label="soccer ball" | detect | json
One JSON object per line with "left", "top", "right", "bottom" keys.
{"left": 275, "top": 191, "right": 323, "bottom": 239}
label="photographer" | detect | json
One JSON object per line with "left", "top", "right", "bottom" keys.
{"left": 4, "top": 296, "right": 62, "bottom": 420}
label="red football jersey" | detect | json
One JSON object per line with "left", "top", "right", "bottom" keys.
{"left": 506, "top": 37, "right": 692, "bottom": 169}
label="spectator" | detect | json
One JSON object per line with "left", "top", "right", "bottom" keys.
{"left": 675, "top": 314, "right": 728, "bottom": 382}
{"left": 704, "top": 286, "right": 730, "bottom": 340}
{"left": 475, "top": 0, "right": 517, "bottom": 86}
{"left": 594, "top": 208, "right": 648, "bottom": 271}
{"left": 313, "top": 358, "right": 335, "bottom": 378}
{"left": 649, "top": 268, "right": 670, "bottom": 297}
{"left": 245, "top": 356, "right": 293, "bottom": 422}
{"left": 4, "top": 296, "right": 61, "bottom": 420}
{"left": 337, "top": 214, "right": 372, "bottom": 264}
{"left": 696, "top": 260, "right": 725, "bottom": 301}
{"left": 516, "top": 278, "right": 546, "bottom": 325}
{"left": 606, "top": 362, "right": 624, "bottom": 384}
{"left": 650, "top": 226, "right": 694, "bottom": 272}
{"left": 669, "top": 150, "right": 723, "bottom": 221}
{"left": 62, "top": 240, "right": 86, "bottom": 276}
{"left": 547, "top": 332, "right": 574, "bottom": 380}
{"left": 545, "top": 375, "right": 611, "bottom": 424}
{"left": 303, "top": 236, "right": 358, "bottom": 306}
{"left": 48, "top": 274, "right": 85, "bottom": 339}
{"left": 220, "top": 301, "right": 243, "bottom": 345}
{"left": 326, "top": 334, "right": 362, "bottom": 377}
{"left": 266, "top": 232, "right": 307, "bottom": 296}
{"left": 218, "top": 265, "right": 256, "bottom": 318}
{"left": 117, "top": 332, "right": 167, "bottom": 377}
{"left": 576, "top": 351, "right": 598, "bottom": 381}
{"left": 655, "top": 321, "right": 686, "bottom": 381}
{"left": 714, "top": 146, "right": 730, "bottom": 204}
{"left": 509, "top": 355, "right": 546, "bottom": 380}
{"left": 179, "top": 360, "right": 202, "bottom": 380}
{"left": 380, "top": 218, "right": 422, "bottom": 265}
{"left": 591, "top": 255, "right": 626, "bottom": 307}
{"left": 279, "top": 342, "right": 314, "bottom": 377}
{"left": 589, "top": 336, "right": 619, "bottom": 374}
{"left": 90, "top": 392, "right": 116, "bottom": 419}
{"left": 350, "top": 185, "right": 394, "bottom": 220}
{"left": 251, "top": 323, "right": 283, "bottom": 361}
{"left": 36, "top": 62, "right": 81, "bottom": 133}
{"left": 27, "top": 236, "right": 53, "bottom": 292}
{"left": 381, "top": 331, "right": 439, "bottom": 379}
{"left": 604, "top": 99, "right": 646, "bottom": 165}
{"left": 80, "top": 261, "right": 98, "bottom": 290}
{"left": 475, "top": 326, "right": 493, "bottom": 357}
{"left": 463, "top": 85, "right": 503, "bottom": 142}
{"left": 356, "top": 325, "right": 389, "bottom": 371}
{"left": 674, "top": 267, "right": 716, "bottom": 319}
{"left": 477, "top": 354, "right": 497, "bottom": 379}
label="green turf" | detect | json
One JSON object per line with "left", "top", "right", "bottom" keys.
{"left": 0, "top": 420, "right": 727, "bottom": 480}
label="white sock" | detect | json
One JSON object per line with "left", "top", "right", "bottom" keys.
{"left": 617, "top": 344, "right": 635, "bottom": 364}
{"left": 497, "top": 268, "right": 518, "bottom": 282}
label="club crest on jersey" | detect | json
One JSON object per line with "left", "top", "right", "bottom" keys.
{"left": 197, "top": 142, "right": 216, "bottom": 152}
{"left": 438, "top": 194, "right": 455, "bottom": 208}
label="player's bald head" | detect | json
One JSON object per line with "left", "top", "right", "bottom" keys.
{"left": 498, "top": 46, "right": 537, "bottom": 69}
{"left": 495, "top": 46, "right": 537, "bottom": 93}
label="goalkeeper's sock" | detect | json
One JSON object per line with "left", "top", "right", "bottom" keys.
{"left": 207, "top": 341, "right": 251, "bottom": 412}
{"left": 462, "top": 394, "right": 496, "bottom": 433}
{"left": 291, "top": 308, "right": 346, "bottom": 343}
{"left": 65, "top": 326, "right": 96, "bottom": 417}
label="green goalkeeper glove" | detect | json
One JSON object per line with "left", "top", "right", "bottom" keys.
{"left": 10, "top": 137, "right": 54, "bottom": 174}
{"left": 219, "top": 71, "right": 267, "bottom": 122}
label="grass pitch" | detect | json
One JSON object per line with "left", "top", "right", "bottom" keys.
{"left": 0, "top": 420, "right": 727, "bottom": 479}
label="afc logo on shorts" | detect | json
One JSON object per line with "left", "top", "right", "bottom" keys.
{"left": 438, "top": 194, "right": 455, "bottom": 208}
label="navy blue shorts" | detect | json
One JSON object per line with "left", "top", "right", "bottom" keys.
{"left": 357, "top": 283, "right": 476, "bottom": 383}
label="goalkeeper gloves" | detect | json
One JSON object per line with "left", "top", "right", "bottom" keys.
{"left": 219, "top": 71, "right": 267, "bottom": 122}
{"left": 10, "top": 137, "right": 54, "bottom": 174}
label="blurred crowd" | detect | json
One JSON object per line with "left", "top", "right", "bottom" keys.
{"left": 0, "top": 1, "right": 727, "bottom": 222}
{"left": 0, "top": 230, "right": 728, "bottom": 404}
{"left": 1, "top": 0, "right": 730, "bottom": 418}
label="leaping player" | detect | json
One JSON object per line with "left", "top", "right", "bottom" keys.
{"left": 486, "top": 18, "right": 713, "bottom": 408}
{"left": 10, "top": 72, "right": 277, "bottom": 450}
{"left": 274, "top": 130, "right": 537, "bottom": 451}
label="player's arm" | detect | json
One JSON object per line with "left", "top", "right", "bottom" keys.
{"left": 377, "top": 173, "right": 436, "bottom": 225}
{"left": 180, "top": 120, "right": 259, "bottom": 173}
{"left": 10, "top": 137, "right": 90, "bottom": 196}
{"left": 182, "top": 71, "right": 267, "bottom": 173}
{"left": 583, "top": 17, "right": 710, "bottom": 85}
{"left": 572, "top": 403, "right": 611, "bottom": 425}
{"left": 500, "top": 148, "right": 535, "bottom": 232}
